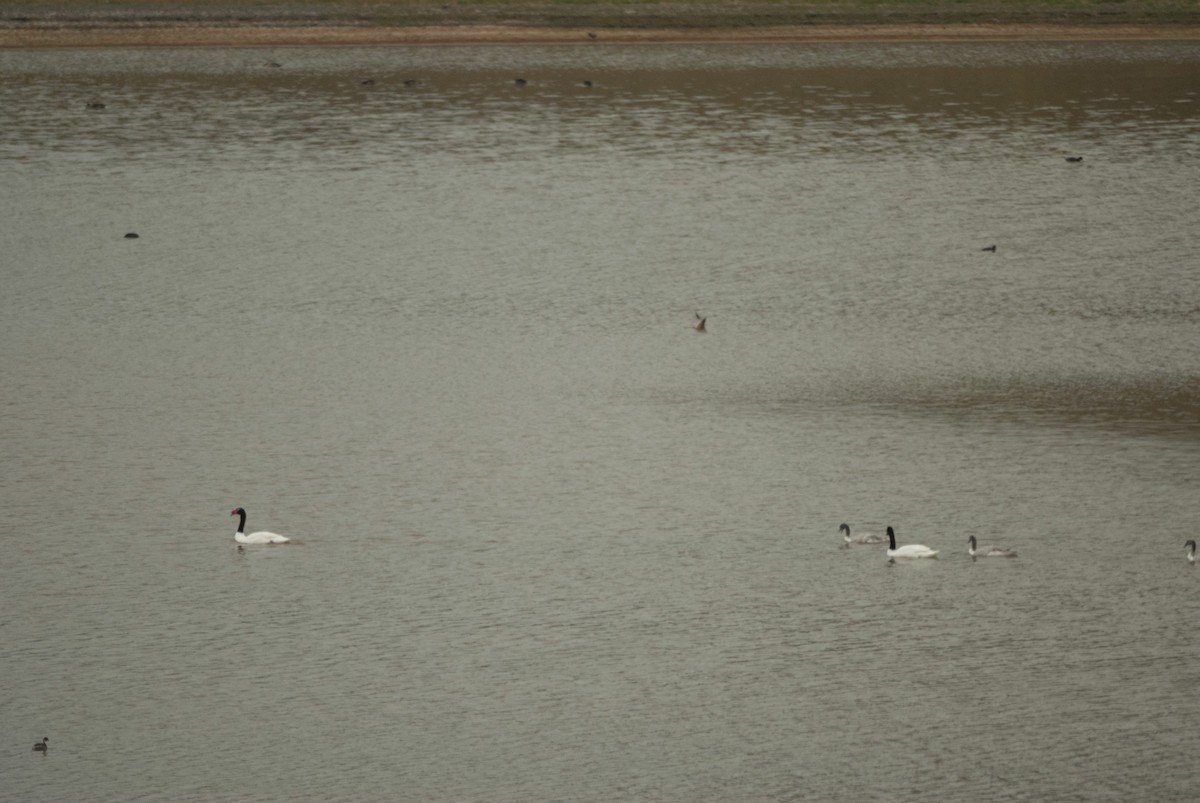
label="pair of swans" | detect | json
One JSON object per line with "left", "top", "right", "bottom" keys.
{"left": 840, "top": 524, "right": 939, "bottom": 559}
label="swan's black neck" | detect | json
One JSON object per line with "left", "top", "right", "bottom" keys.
{"left": 886, "top": 527, "right": 896, "bottom": 550}
{"left": 234, "top": 508, "right": 246, "bottom": 534}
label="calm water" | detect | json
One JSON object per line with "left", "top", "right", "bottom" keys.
{"left": 2, "top": 40, "right": 1200, "bottom": 801}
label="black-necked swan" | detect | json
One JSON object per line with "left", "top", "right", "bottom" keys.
{"left": 1186, "top": 540, "right": 1196, "bottom": 564}
{"left": 230, "top": 507, "right": 290, "bottom": 545}
{"left": 33, "top": 737, "right": 48, "bottom": 752}
{"left": 885, "top": 526, "right": 938, "bottom": 559}
{"left": 967, "top": 535, "right": 1018, "bottom": 559}
{"left": 840, "top": 523, "right": 886, "bottom": 545}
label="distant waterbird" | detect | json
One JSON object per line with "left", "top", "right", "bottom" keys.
{"left": 840, "top": 523, "right": 886, "bottom": 545}
{"left": 886, "top": 526, "right": 938, "bottom": 559}
{"left": 231, "top": 507, "right": 290, "bottom": 546}
{"left": 694, "top": 312, "right": 706, "bottom": 333}
{"left": 1187, "top": 539, "right": 1196, "bottom": 564}
{"left": 967, "top": 535, "right": 1017, "bottom": 559}
{"left": 33, "top": 738, "right": 48, "bottom": 752}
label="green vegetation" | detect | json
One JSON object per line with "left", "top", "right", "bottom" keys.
{"left": 3, "top": 0, "right": 1199, "bottom": 29}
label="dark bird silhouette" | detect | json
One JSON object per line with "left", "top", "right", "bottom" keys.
{"left": 981, "top": 244, "right": 996, "bottom": 252}
{"left": 694, "top": 312, "right": 707, "bottom": 333}
{"left": 124, "top": 232, "right": 139, "bottom": 239}
{"left": 1065, "top": 156, "right": 1084, "bottom": 163}
{"left": 33, "top": 738, "right": 48, "bottom": 752}
{"left": 514, "top": 78, "right": 527, "bottom": 86}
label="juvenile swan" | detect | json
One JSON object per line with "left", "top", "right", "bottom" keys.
{"left": 967, "top": 535, "right": 1018, "bottom": 559}
{"left": 840, "top": 523, "right": 886, "bottom": 545}
{"left": 885, "top": 526, "right": 938, "bottom": 559}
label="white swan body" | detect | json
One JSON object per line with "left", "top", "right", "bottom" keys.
{"left": 886, "top": 526, "right": 938, "bottom": 559}
{"left": 231, "top": 507, "right": 290, "bottom": 545}
{"left": 840, "top": 523, "right": 886, "bottom": 545}
{"left": 1186, "top": 540, "right": 1196, "bottom": 564}
{"left": 967, "top": 535, "right": 1017, "bottom": 559}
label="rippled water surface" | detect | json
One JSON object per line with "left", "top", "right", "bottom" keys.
{"left": 2, "top": 41, "right": 1200, "bottom": 801}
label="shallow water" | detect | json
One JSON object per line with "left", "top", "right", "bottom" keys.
{"left": 2, "top": 41, "right": 1199, "bottom": 801}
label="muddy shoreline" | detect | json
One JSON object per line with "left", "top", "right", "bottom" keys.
{"left": 3, "top": 3, "right": 1199, "bottom": 47}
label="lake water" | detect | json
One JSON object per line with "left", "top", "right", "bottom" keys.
{"left": 2, "top": 39, "right": 1199, "bottom": 801}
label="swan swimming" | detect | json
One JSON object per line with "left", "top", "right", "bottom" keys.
{"left": 967, "top": 535, "right": 1018, "bottom": 559}
{"left": 230, "top": 507, "right": 290, "bottom": 546}
{"left": 885, "top": 526, "right": 938, "bottom": 559}
{"left": 839, "top": 523, "right": 886, "bottom": 545}
{"left": 1187, "top": 540, "right": 1196, "bottom": 564}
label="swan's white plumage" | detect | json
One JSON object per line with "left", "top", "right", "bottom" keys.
{"left": 967, "top": 535, "right": 1017, "bottom": 558}
{"left": 885, "top": 526, "right": 938, "bottom": 559}
{"left": 236, "top": 530, "right": 289, "bottom": 545}
{"left": 231, "top": 507, "right": 290, "bottom": 545}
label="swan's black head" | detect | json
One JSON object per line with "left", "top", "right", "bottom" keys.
{"left": 231, "top": 507, "right": 247, "bottom": 533}
{"left": 838, "top": 523, "right": 849, "bottom": 535}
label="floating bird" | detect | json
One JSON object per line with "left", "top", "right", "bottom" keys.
{"left": 967, "top": 535, "right": 1017, "bottom": 559}
{"left": 230, "top": 507, "right": 290, "bottom": 546}
{"left": 587, "top": 31, "right": 598, "bottom": 39}
{"left": 33, "top": 738, "right": 48, "bottom": 752}
{"left": 694, "top": 312, "right": 706, "bottom": 333}
{"left": 582, "top": 80, "right": 593, "bottom": 88}
{"left": 86, "top": 101, "right": 105, "bottom": 110}
{"left": 840, "top": 523, "right": 886, "bottom": 545}
{"left": 403, "top": 79, "right": 419, "bottom": 87}
{"left": 124, "top": 232, "right": 139, "bottom": 239}
{"left": 981, "top": 244, "right": 996, "bottom": 252}
{"left": 885, "top": 526, "right": 938, "bottom": 559}
{"left": 1065, "top": 156, "right": 1084, "bottom": 163}
{"left": 514, "top": 78, "right": 528, "bottom": 86}
{"left": 1187, "top": 540, "right": 1196, "bottom": 564}
{"left": 360, "top": 78, "right": 376, "bottom": 86}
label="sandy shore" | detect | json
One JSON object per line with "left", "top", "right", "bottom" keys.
{"left": 4, "top": 22, "right": 1200, "bottom": 48}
